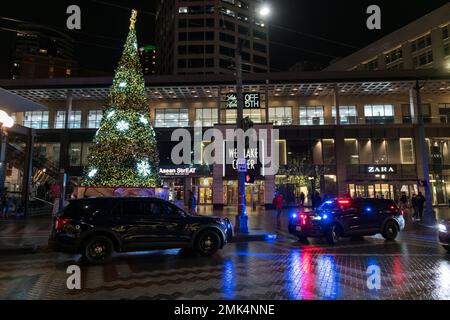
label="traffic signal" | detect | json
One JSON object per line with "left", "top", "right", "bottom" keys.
{"left": 245, "top": 174, "right": 255, "bottom": 184}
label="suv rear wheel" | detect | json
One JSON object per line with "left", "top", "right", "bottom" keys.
{"left": 195, "top": 230, "right": 221, "bottom": 256}
{"left": 382, "top": 221, "right": 399, "bottom": 240}
{"left": 82, "top": 235, "right": 114, "bottom": 264}
{"left": 325, "top": 224, "right": 341, "bottom": 245}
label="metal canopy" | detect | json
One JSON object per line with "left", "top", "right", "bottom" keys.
{"left": 0, "top": 87, "right": 47, "bottom": 113}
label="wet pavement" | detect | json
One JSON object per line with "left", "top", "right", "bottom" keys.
{"left": 0, "top": 207, "right": 449, "bottom": 300}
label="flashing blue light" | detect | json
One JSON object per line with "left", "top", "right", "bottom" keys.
{"left": 323, "top": 214, "right": 328, "bottom": 220}
{"left": 292, "top": 213, "right": 298, "bottom": 219}
{"left": 365, "top": 207, "right": 373, "bottom": 213}
{"left": 266, "top": 234, "right": 277, "bottom": 241}
{"left": 325, "top": 200, "right": 333, "bottom": 204}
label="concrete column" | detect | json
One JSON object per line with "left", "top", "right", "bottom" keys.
{"left": 431, "top": 27, "right": 445, "bottom": 69}
{"left": 334, "top": 85, "right": 341, "bottom": 125}
{"left": 65, "top": 90, "right": 73, "bottom": 129}
{"left": 377, "top": 54, "right": 386, "bottom": 70}
{"left": 217, "top": 86, "right": 222, "bottom": 124}
{"left": 22, "top": 128, "right": 35, "bottom": 216}
{"left": 335, "top": 128, "right": 347, "bottom": 196}
{"left": 0, "top": 130, "right": 8, "bottom": 191}
{"left": 402, "top": 42, "right": 413, "bottom": 69}
{"left": 265, "top": 80, "right": 270, "bottom": 123}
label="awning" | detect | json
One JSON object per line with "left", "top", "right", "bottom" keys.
{"left": 0, "top": 87, "right": 47, "bottom": 113}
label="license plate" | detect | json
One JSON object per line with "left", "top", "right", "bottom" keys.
{"left": 296, "top": 226, "right": 302, "bottom": 232}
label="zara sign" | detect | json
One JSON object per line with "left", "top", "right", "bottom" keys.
{"left": 366, "top": 165, "right": 397, "bottom": 174}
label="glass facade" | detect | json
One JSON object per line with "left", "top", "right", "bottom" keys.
{"left": 88, "top": 110, "right": 103, "bottom": 128}
{"left": 364, "top": 104, "right": 394, "bottom": 123}
{"left": 23, "top": 111, "right": 49, "bottom": 129}
{"left": 300, "top": 106, "right": 324, "bottom": 125}
{"left": 155, "top": 109, "right": 189, "bottom": 128}
{"left": 269, "top": 107, "right": 293, "bottom": 125}
{"left": 55, "top": 111, "right": 82, "bottom": 129}
{"left": 332, "top": 106, "right": 357, "bottom": 124}
{"left": 195, "top": 108, "right": 218, "bottom": 127}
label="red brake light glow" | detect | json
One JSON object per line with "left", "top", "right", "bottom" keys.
{"left": 55, "top": 217, "right": 73, "bottom": 231}
{"left": 338, "top": 199, "right": 351, "bottom": 205}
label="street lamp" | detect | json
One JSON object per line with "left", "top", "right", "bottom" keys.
{"left": 234, "top": 4, "right": 271, "bottom": 234}
{"left": 0, "top": 110, "right": 15, "bottom": 193}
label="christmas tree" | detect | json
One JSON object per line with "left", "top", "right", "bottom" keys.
{"left": 82, "top": 10, "right": 161, "bottom": 188}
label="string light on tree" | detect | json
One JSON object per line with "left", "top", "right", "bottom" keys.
{"left": 116, "top": 120, "right": 130, "bottom": 132}
{"left": 137, "top": 160, "right": 151, "bottom": 177}
{"left": 88, "top": 168, "right": 98, "bottom": 178}
{"left": 140, "top": 115, "right": 149, "bottom": 125}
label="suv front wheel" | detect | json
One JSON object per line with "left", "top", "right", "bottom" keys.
{"left": 82, "top": 235, "right": 114, "bottom": 264}
{"left": 382, "top": 221, "right": 399, "bottom": 240}
{"left": 195, "top": 230, "right": 221, "bottom": 256}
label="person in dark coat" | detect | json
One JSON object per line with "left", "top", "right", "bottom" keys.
{"left": 411, "top": 194, "right": 418, "bottom": 221}
{"left": 299, "top": 192, "right": 305, "bottom": 207}
{"left": 188, "top": 190, "right": 197, "bottom": 215}
{"left": 416, "top": 192, "right": 426, "bottom": 221}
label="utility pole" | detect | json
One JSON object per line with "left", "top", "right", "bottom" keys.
{"left": 234, "top": 38, "right": 249, "bottom": 234}
{"left": 414, "top": 80, "right": 436, "bottom": 225}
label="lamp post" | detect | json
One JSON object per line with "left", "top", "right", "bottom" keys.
{"left": 234, "top": 3, "right": 271, "bottom": 234}
{"left": 0, "top": 110, "right": 15, "bottom": 193}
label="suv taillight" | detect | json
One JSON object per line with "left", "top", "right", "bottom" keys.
{"left": 55, "top": 217, "right": 73, "bottom": 231}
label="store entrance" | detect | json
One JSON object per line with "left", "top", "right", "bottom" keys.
{"left": 223, "top": 180, "right": 265, "bottom": 207}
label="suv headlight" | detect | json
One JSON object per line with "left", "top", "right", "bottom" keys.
{"left": 438, "top": 224, "right": 447, "bottom": 233}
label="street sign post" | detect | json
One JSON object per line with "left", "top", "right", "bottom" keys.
{"left": 237, "top": 159, "right": 247, "bottom": 173}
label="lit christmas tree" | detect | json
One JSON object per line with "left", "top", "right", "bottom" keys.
{"left": 82, "top": 10, "right": 161, "bottom": 188}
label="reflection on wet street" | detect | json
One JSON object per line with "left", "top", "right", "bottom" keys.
{"left": 0, "top": 225, "right": 449, "bottom": 300}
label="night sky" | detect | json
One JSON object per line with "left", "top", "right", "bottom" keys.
{"left": 0, "top": 0, "right": 448, "bottom": 77}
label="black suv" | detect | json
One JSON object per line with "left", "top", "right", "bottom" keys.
{"left": 49, "top": 197, "right": 233, "bottom": 264}
{"left": 438, "top": 220, "right": 450, "bottom": 252}
{"left": 289, "top": 198, "right": 405, "bottom": 245}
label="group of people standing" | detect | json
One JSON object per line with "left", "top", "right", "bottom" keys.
{"left": 273, "top": 191, "right": 324, "bottom": 225}
{"left": 399, "top": 192, "right": 426, "bottom": 222}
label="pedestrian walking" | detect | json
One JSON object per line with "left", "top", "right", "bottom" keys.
{"left": 312, "top": 192, "right": 322, "bottom": 210}
{"left": 299, "top": 192, "right": 305, "bottom": 207}
{"left": 416, "top": 192, "right": 426, "bottom": 221}
{"left": 411, "top": 194, "right": 418, "bottom": 221}
{"left": 2, "top": 193, "right": 13, "bottom": 219}
{"left": 51, "top": 182, "right": 61, "bottom": 217}
{"left": 273, "top": 193, "right": 283, "bottom": 226}
{"left": 188, "top": 190, "right": 197, "bottom": 215}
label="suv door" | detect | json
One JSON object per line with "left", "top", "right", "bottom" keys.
{"left": 144, "top": 200, "right": 190, "bottom": 245}
{"left": 359, "top": 199, "right": 385, "bottom": 231}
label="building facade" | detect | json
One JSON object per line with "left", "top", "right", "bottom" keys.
{"left": 326, "top": 3, "right": 450, "bottom": 72}
{"left": 139, "top": 45, "right": 157, "bottom": 75}
{"left": 10, "top": 23, "right": 77, "bottom": 79}
{"left": 1, "top": 70, "right": 449, "bottom": 208}
{"left": 155, "top": 0, "right": 270, "bottom": 75}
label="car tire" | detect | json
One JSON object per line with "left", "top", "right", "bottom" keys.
{"left": 325, "top": 224, "right": 341, "bottom": 245}
{"left": 382, "top": 221, "right": 399, "bottom": 240}
{"left": 195, "top": 230, "right": 221, "bottom": 256}
{"left": 82, "top": 235, "right": 114, "bottom": 265}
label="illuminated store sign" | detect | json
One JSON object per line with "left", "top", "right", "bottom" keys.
{"left": 226, "top": 93, "right": 261, "bottom": 109}
{"left": 366, "top": 165, "right": 397, "bottom": 174}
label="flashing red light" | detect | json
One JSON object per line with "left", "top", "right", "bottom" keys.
{"left": 300, "top": 214, "right": 305, "bottom": 219}
{"left": 399, "top": 209, "right": 404, "bottom": 216}
{"left": 55, "top": 217, "right": 73, "bottom": 231}
{"left": 338, "top": 198, "right": 351, "bottom": 205}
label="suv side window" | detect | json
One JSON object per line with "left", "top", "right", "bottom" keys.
{"left": 121, "top": 200, "right": 144, "bottom": 216}
{"left": 148, "top": 201, "right": 180, "bottom": 217}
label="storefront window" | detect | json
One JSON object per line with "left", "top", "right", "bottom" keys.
{"left": 358, "top": 139, "right": 372, "bottom": 164}
{"left": 23, "top": 111, "right": 49, "bottom": 129}
{"left": 300, "top": 106, "right": 324, "bottom": 125}
{"left": 155, "top": 109, "right": 189, "bottom": 128}
{"left": 88, "top": 110, "right": 103, "bottom": 128}
{"left": 195, "top": 108, "right": 218, "bottom": 127}
{"left": 269, "top": 106, "right": 292, "bottom": 125}
{"left": 439, "top": 103, "right": 450, "bottom": 124}
{"left": 69, "top": 143, "right": 82, "bottom": 166}
{"left": 400, "top": 138, "right": 415, "bottom": 164}
{"left": 33, "top": 143, "right": 60, "bottom": 167}
{"left": 322, "top": 139, "right": 335, "bottom": 165}
{"left": 387, "top": 140, "right": 401, "bottom": 164}
{"left": 344, "top": 139, "right": 359, "bottom": 164}
{"left": 332, "top": 106, "right": 357, "bottom": 124}
{"left": 372, "top": 140, "right": 387, "bottom": 164}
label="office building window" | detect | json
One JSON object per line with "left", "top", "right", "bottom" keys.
{"left": 411, "top": 34, "right": 432, "bottom": 52}
{"left": 225, "top": 109, "right": 261, "bottom": 124}
{"left": 332, "top": 106, "right": 357, "bottom": 124}
{"left": 269, "top": 107, "right": 292, "bottom": 125}
{"left": 444, "top": 43, "right": 450, "bottom": 57}
{"left": 413, "top": 50, "right": 433, "bottom": 68}
{"left": 299, "top": 106, "right": 324, "bottom": 125}
{"left": 385, "top": 47, "right": 403, "bottom": 64}
{"left": 82, "top": 143, "right": 94, "bottom": 166}
{"left": 322, "top": 139, "right": 335, "bottom": 165}
{"left": 363, "top": 58, "right": 378, "bottom": 71}
{"left": 195, "top": 108, "right": 218, "bottom": 127}
{"left": 155, "top": 109, "right": 189, "bottom": 128}
{"left": 442, "top": 25, "right": 449, "bottom": 40}
{"left": 23, "top": 111, "right": 49, "bottom": 129}
{"left": 55, "top": 111, "right": 82, "bottom": 129}
{"left": 88, "top": 110, "right": 103, "bottom": 128}
{"left": 364, "top": 104, "right": 394, "bottom": 124}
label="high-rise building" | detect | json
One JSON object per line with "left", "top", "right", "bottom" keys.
{"left": 10, "top": 23, "right": 77, "bottom": 79}
{"left": 139, "top": 45, "right": 157, "bottom": 75}
{"left": 155, "top": 0, "right": 270, "bottom": 75}
{"left": 326, "top": 3, "right": 450, "bottom": 72}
